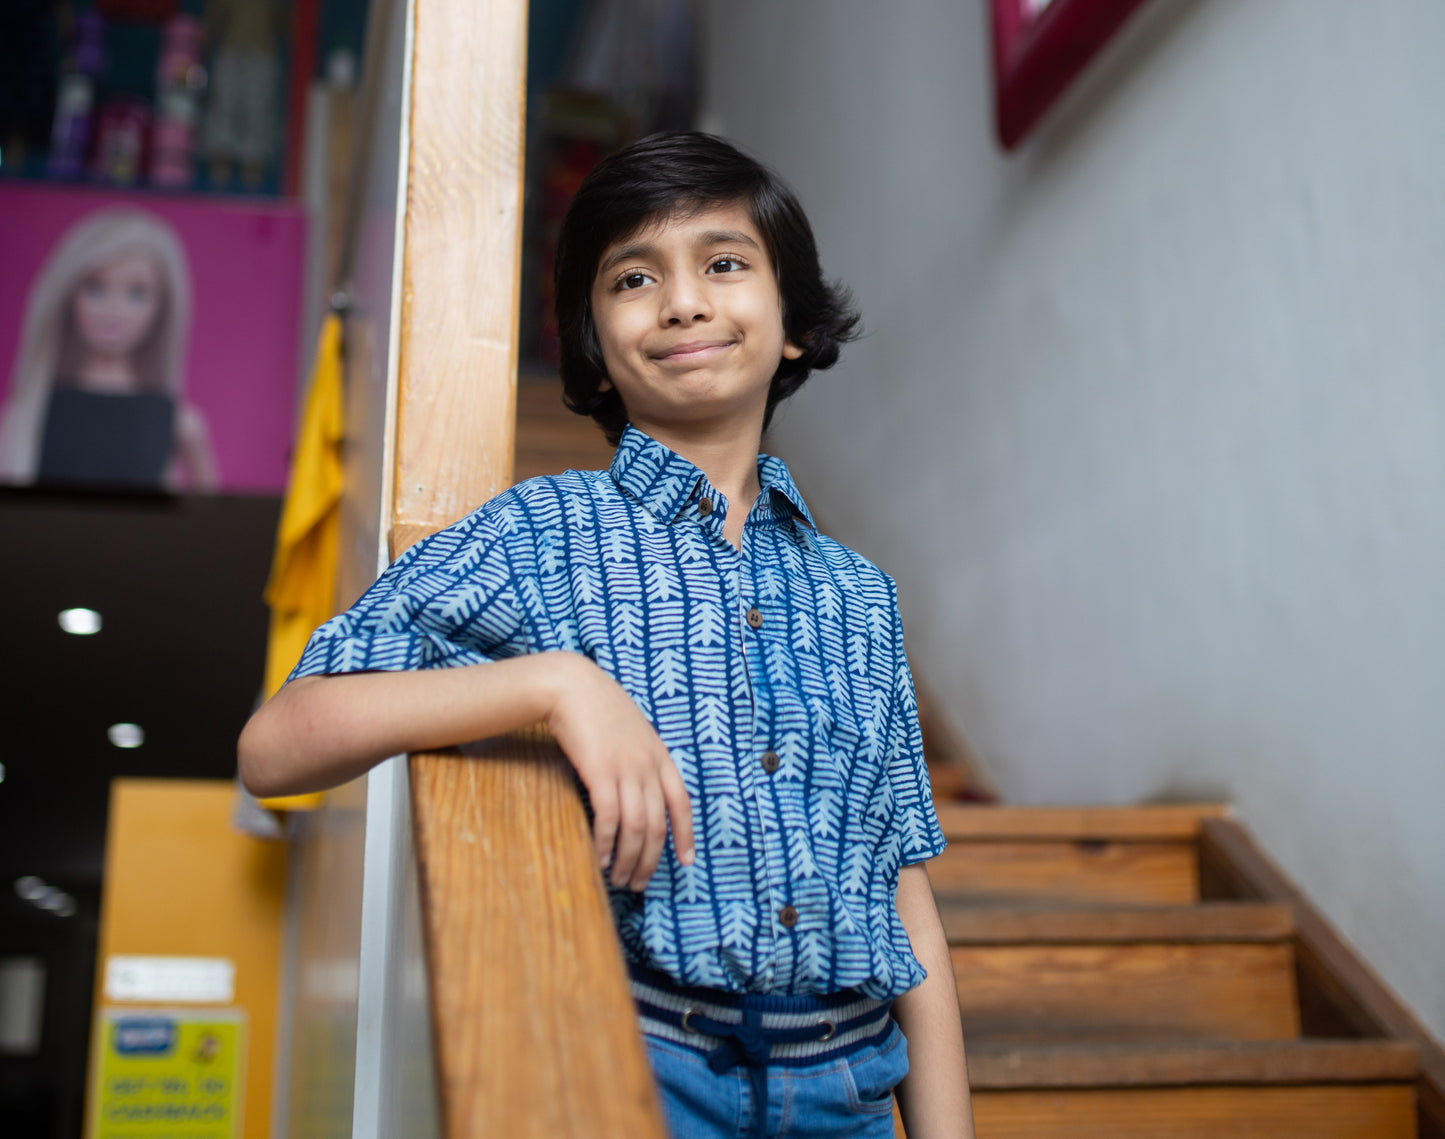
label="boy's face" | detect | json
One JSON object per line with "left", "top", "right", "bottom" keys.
{"left": 589, "top": 201, "right": 803, "bottom": 443}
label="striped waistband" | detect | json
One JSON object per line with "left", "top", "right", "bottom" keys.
{"left": 627, "top": 963, "right": 894, "bottom": 1066}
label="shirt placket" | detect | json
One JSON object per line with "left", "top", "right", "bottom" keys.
{"left": 690, "top": 480, "right": 781, "bottom": 986}
{"left": 737, "top": 503, "right": 797, "bottom": 991}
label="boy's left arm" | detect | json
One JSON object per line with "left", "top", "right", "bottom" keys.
{"left": 893, "top": 862, "right": 977, "bottom": 1139}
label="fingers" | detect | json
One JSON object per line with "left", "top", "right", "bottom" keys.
{"left": 551, "top": 661, "right": 694, "bottom": 891}
{"left": 660, "top": 760, "right": 695, "bottom": 866}
{"left": 610, "top": 779, "right": 646, "bottom": 888}
{"left": 630, "top": 779, "right": 667, "bottom": 891}
{"left": 599, "top": 753, "right": 689, "bottom": 892}
{"left": 591, "top": 780, "right": 619, "bottom": 873}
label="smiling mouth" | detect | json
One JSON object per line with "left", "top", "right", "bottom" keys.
{"left": 652, "top": 340, "right": 733, "bottom": 363}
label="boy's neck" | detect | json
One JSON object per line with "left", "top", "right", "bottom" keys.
{"left": 633, "top": 415, "right": 765, "bottom": 548}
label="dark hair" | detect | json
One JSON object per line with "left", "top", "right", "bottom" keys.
{"left": 554, "top": 131, "right": 861, "bottom": 445}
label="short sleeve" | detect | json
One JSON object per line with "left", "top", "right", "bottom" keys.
{"left": 288, "top": 508, "right": 531, "bottom": 682}
{"left": 884, "top": 583, "right": 948, "bottom": 866}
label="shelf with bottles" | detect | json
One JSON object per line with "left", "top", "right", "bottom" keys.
{"left": 0, "top": 0, "right": 317, "bottom": 200}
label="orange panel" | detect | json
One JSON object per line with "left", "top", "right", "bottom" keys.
{"left": 86, "top": 779, "right": 287, "bottom": 1139}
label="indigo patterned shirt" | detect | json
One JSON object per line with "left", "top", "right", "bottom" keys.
{"left": 291, "top": 426, "right": 947, "bottom": 998}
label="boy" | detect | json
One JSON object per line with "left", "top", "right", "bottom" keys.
{"left": 240, "top": 132, "right": 975, "bottom": 1139}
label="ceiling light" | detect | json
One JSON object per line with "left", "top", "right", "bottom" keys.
{"left": 12, "top": 878, "right": 75, "bottom": 917}
{"left": 107, "top": 723, "right": 145, "bottom": 749}
{"left": 0, "top": 761, "right": 5, "bottom": 783}
{"left": 36, "top": 891, "right": 74, "bottom": 914}
{"left": 58, "top": 608, "right": 103, "bottom": 635}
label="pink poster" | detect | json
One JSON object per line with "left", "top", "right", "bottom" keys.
{"left": 0, "top": 182, "right": 306, "bottom": 494}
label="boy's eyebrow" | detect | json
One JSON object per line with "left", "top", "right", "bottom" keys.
{"left": 598, "top": 241, "right": 655, "bottom": 276}
{"left": 597, "top": 229, "right": 762, "bottom": 276}
{"left": 697, "top": 229, "right": 761, "bottom": 252}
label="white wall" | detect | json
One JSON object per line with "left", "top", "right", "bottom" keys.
{"left": 702, "top": 0, "right": 1445, "bottom": 1039}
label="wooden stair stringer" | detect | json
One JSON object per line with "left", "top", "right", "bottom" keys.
{"left": 1200, "top": 817, "right": 1445, "bottom": 1139}
{"left": 931, "top": 804, "right": 1431, "bottom": 1139}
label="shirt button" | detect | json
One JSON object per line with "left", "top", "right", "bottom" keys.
{"left": 745, "top": 607, "right": 763, "bottom": 629}
{"left": 698, "top": 497, "right": 713, "bottom": 516}
{"left": 760, "top": 750, "right": 780, "bottom": 774}
{"left": 778, "top": 905, "right": 798, "bottom": 929}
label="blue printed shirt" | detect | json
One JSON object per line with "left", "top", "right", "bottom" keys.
{"left": 292, "top": 425, "right": 947, "bottom": 999}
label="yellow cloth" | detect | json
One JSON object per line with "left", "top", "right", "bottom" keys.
{"left": 257, "top": 313, "right": 345, "bottom": 810}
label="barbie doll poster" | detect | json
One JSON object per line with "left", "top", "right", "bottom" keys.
{"left": 0, "top": 183, "right": 305, "bottom": 493}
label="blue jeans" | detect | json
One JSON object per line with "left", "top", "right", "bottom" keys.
{"left": 644, "top": 1018, "right": 908, "bottom": 1139}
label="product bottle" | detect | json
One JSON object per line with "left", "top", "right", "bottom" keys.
{"left": 150, "top": 13, "right": 204, "bottom": 189}
{"left": 91, "top": 96, "right": 151, "bottom": 186}
{"left": 48, "top": 13, "right": 106, "bottom": 179}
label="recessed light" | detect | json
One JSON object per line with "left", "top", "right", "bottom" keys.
{"left": 107, "top": 723, "right": 145, "bottom": 749}
{"left": 12, "top": 878, "right": 75, "bottom": 917}
{"left": 0, "top": 761, "right": 5, "bottom": 783}
{"left": 58, "top": 608, "right": 103, "bottom": 635}
{"left": 36, "top": 891, "right": 74, "bottom": 915}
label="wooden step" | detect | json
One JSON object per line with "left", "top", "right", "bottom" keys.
{"left": 929, "top": 840, "right": 1201, "bottom": 905}
{"left": 972, "top": 1084, "right": 1416, "bottom": 1139}
{"left": 935, "top": 804, "right": 1230, "bottom": 841}
{"left": 926, "top": 806, "right": 1427, "bottom": 1137}
{"left": 1199, "top": 818, "right": 1445, "bottom": 1137}
{"left": 928, "top": 805, "right": 1229, "bottom": 906}
{"left": 971, "top": 1039, "right": 1418, "bottom": 1137}
{"left": 938, "top": 901, "right": 1295, "bottom": 944}
{"left": 953, "top": 940, "right": 1300, "bottom": 1043}
{"left": 968, "top": 1037, "right": 1419, "bottom": 1089}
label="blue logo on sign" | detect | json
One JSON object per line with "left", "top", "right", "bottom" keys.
{"left": 113, "top": 1019, "right": 176, "bottom": 1055}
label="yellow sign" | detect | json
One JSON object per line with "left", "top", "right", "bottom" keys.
{"left": 89, "top": 1008, "right": 246, "bottom": 1139}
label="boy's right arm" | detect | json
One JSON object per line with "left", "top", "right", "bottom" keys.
{"left": 237, "top": 651, "right": 694, "bottom": 890}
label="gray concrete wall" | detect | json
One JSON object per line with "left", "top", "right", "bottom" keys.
{"left": 702, "top": 0, "right": 1445, "bottom": 1039}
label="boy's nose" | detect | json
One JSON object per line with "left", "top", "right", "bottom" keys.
{"left": 659, "top": 276, "right": 712, "bottom": 325}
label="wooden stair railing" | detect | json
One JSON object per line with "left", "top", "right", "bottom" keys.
{"left": 410, "top": 731, "right": 664, "bottom": 1135}
{"left": 385, "top": 2, "right": 666, "bottom": 1135}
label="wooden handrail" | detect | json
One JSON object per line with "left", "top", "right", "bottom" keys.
{"left": 412, "top": 734, "right": 665, "bottom": 1136}
{"left": 390, "top": 2, "right": 666, "bottom": 1135}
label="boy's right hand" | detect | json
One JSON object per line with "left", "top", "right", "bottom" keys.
{"left": 542, "top": 653, "right": 696, "bottom": 892}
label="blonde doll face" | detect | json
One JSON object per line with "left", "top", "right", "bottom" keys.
{"left": 71, "top": 252, "right": 164, "bottom": 358}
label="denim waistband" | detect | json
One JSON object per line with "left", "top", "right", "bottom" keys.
{"left": 627, "top": 962, "right": 894, "bottom": 1066}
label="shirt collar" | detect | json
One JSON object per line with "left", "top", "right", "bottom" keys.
{"left": 609, "top": 424, "right": 816, "bottom": 531}
{"left": 757, "top": 451, "right": 816, "bottom": 532}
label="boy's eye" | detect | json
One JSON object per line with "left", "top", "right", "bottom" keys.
{"left": 618, "top": 272, "right": 652, "bottom": 291}
{"left": 708, "top": 258, "right": 744, "bottom": 274}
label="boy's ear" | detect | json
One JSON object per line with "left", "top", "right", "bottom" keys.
{"left": 782, "top": 339, "right": 805, "bottom": 361}
{"left": 598, "top": 378, "right": 614, "bottom": 391}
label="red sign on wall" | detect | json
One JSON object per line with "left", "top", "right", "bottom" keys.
{"left": 990, "top": 0, "right": 1152, "bottom": 149}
